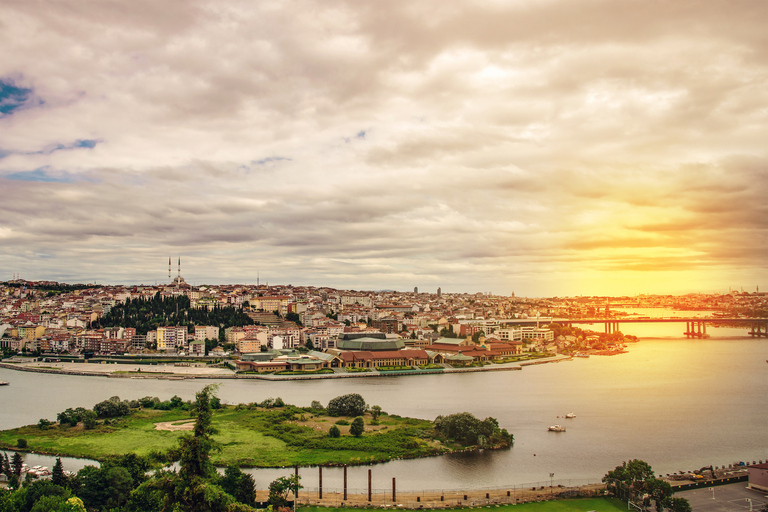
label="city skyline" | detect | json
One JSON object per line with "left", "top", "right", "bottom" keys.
{"left": 1, "top": 1, "right": 766, "bottom": 296}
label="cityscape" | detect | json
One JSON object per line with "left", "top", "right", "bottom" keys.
{"left": 1, "top": 269, "right": 766, "bottom": 367}
{"left": 1, "top": 0, "right": 767, "bottom": 510}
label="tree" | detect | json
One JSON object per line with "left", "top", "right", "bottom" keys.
{"left": 328, "top": 425, "right": 341, "bottom": 438}
{"left": 350, "top": 417, "right": 365, "bottom": 436}
{"left": 371, "top": 405, "right": 382, "bottom": 421}
{"left": 52, "top": 457, "right": 66, "bottom": 486}
{"left": 644, "top": 478, "right": 673, "bottom": 511}
{"left": 220, "top": 465, "right": 256, "bottom": 506}
{"left": 664, "top": 497, "right": 692, "bottom": 512}
{"left": 268, "top": 475, "right": 302, "bottom": 509}
{"left": 93, "top": 396, "right": 130, "bottom": 418}
{"left": 150, "top": 384, "right": 248, "bottom": 512}
{"left": 603, "top": 459, "right": 656, "bottom": 500}
{"left": 12, "top": 452, "right": 23, "bottom": 477}
{"left": 434, "top": 412, "right": 512, "bottom": 447}
{"left": 20, "top": 479, "right": 71, "bottom": 512}
{"left": 75, "top": 465, "right": 134, "bottom": 511}
{"left": 178, "top": 385, "right": 219, "bottom": 481}
{"left": 2, "top": 452, "right": 11, "bottom": 478}
{"left": 327, "top": 393, "right": 367, "bottom": 417}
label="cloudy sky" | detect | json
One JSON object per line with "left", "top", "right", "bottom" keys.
{"left": 1, "top": 0, "right": 766, "bottom": 296}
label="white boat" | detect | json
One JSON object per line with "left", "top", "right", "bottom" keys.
{"left": 548, "top": 425, "right": 566, "bottom": 432}
{"left": 565, "top": 412, "right": 575, "bottom": 418}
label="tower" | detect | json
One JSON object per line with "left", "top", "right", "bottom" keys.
{"left": 178, "top": 257, "right": 181, "bottom": 286}
{"left": 168, "top": 257, "right": 171, "bottom": 285}
{"left": 437, "top": 287, "right": 442, "bottom": 297}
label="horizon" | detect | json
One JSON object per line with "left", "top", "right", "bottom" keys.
{"left": 3, "top": 276, "right": 764, "bottom": 300}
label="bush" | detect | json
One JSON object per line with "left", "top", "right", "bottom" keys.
{"left": 38, "top": 418, "right": 54, "bottom": 430}
{"left": 93, "top": 396, "right": 130, "bottom": 418}
{"left": 328, "top": 425, "right": 341, "bottom": 438}
{"left": 17, "top": 438, "right": 27, "bottom": 448}
{"left": 335, "top": 419, "right": 349, "bottom": 426}
{"left": 434, "top": 412, "right": 512, "bottom": 446}
{"left": 350, "top": 417, "right": 365, "bottom": 437}
{"left": 327, "top": 393, "right": 367, "bottom": 417}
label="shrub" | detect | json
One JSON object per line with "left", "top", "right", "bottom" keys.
{"left": 93, "top": 396, "right": 130, "bottom": 418}
{"left": 350, "top": 417, "right": 365, "bottom": 437}
{"left": 328, "top": 425, "right": 341, "bottom": 438}
{"left": 17, "top": 438, "right": 27, "bottom": 449}
{"left": 335, "top": 419, "right": 349, "bottom": 426}
{"left": 327, "top": 393, "right": 366, "bottom": 417}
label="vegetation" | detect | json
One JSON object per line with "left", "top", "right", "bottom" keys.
{"left": 603, "top": 459, "right": 688, "bottom": 512}
{"left": 0, "top": 392, "right": 512, "bottom": 468}
{"left": 434, "top": 412, "right": 513, "bottom": 447}
{"left": 349, "top": 417, "right": 365, "bottom": 437}
{"left": 326, "top": 393, "right": 367, "bottom": 417}
{"left": 93, "top": 292, "right": 255, "bottom": 335}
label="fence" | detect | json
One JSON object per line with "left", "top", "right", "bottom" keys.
{"left": 280, "top": 479, "right": 606, "bottom": 509}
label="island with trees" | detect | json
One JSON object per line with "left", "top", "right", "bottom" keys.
{"left": 0, "top": 390, "right": 513, "bottom": 469}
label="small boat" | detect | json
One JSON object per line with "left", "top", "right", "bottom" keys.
{"left": 548, "top": 425, "right": 566, "bottom": 432}
{"left": 565, "top": 412, "right": 575, "bottom": 418}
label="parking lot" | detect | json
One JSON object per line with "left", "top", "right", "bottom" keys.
{"left": 677, "top": 482, "right": 767, "bottom": 512}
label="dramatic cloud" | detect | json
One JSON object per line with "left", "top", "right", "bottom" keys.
{"left": 0, "top": 0, "right": 766, "bottom": 295}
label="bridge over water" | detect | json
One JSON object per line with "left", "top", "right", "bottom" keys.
{"left": 497, "top": 317, "right": 768, "bottom": 338}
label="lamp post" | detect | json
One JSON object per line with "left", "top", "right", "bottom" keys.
{"left": 550, "top": 473, "right": 554, "bottom": 498}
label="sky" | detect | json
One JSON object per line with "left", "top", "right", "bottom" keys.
{"left": 1, "top": 0, "right": 767, "bottom": 297}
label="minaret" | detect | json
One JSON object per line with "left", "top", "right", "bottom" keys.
{"left": 178, "top": 257, "right": 181, "bottom": 285}
{"left": 168, "top": 257, "right": 171, "bottom": 285}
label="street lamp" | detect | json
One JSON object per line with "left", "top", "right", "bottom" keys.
{"left": 550, "top": 473, "right": 554, "bottom": 498}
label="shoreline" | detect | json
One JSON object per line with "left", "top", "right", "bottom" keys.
{"left": 0, "top": 354, "right": 573, "bottom": 380}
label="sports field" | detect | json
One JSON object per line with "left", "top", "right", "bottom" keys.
{"left": 300, "top": 497, "right": 625, "bottom": 512}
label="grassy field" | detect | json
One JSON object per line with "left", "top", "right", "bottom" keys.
{"left": 301, "top": 498, "right": 624, "bottom": 512}
{"left": 0, "top": 405, "right": 458, "bottom": 467}
{"left": 299, "top": 498, "right": 625, "bottom": 512}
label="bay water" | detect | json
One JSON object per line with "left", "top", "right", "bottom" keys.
{"left": 1, "top": 319, "right": 766, "bottom": 491}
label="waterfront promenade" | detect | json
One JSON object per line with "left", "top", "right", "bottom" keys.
{"left": 0, "top": 354, "right": 571, "bottom": 380}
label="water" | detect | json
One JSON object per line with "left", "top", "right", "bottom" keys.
{"left": 1, "top": 324, "right": 766, "bottom": 491}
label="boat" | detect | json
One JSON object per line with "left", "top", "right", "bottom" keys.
{"left": 548, "top": 425, "right": 566, "bottom": 432}
{"left": 0, "top": 380, "right": 9, "bottom": 386}
{"left": 565, "top": 412, "right": 575, "bottom": 418}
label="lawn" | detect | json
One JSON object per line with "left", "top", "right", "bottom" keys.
{"left": 299, "top": 498, "right": 625, "bottom": 512}
{"left": 0, "top": 404, "right": 474, "bottom": 467}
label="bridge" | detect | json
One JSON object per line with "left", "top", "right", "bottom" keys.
{"left": 496, "top": 317, "right": 768, "bottom": 338}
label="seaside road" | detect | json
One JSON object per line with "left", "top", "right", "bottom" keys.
{"left": 676, "top": 483, "right": 767, "bottom": 512}
{"left": 15, "top": 361, "right": 236, "bottom": 377}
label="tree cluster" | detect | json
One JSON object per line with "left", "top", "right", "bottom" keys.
{"left": 326, "top": 393, "right": 367, "bottom": 417}
{"left": 93, "top": 292, "right": 255, "bottom": 335}
{"left": 93, "top": 397, "right": 130, "bottom": 419}
{"left": 434, "top": 412, "right": 513, "bottom": 447}
{"left": 603, "top": 459, "right": 691, "bottom": 512}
